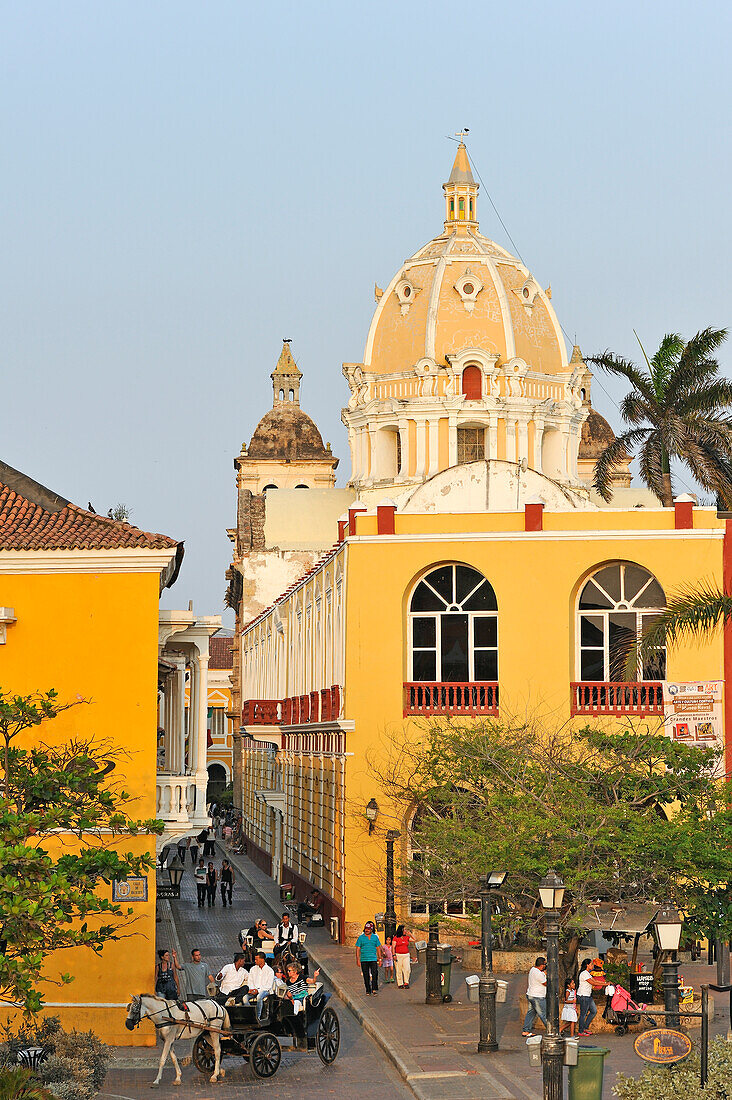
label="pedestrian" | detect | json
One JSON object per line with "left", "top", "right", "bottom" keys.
{"left": 155, "top": 949, "right": 180, "bottom": 1000}
{"left": 577, "top": 958, "right": 598, "bottom": 1035}
{"left": 522, "top": 956, "right": 548, "bottom": 1037}
{"left": 560, "top": 977, "right": 578, "bottom": 1036}
{"left": 203, "top": 826, "right": 216, "bottom": 859}
{"left": 177, "top": 836, "right": 187, "bottom": 863}
{"left": 355, "top": 920, "right": 382, "bottom": 995}
{"left": 381, "top": 936, "right": 395, "bottom": 983}
{"left": 393, "top": 924, "right": 417, "bottom": 989}
{"left": 220, "top": 859, "right": 235, "bottom": 907}
{"left": 194, "top": 857, "right": 207, "bottom": 908}
{"left": 215, "top": 953, "right": 249, "bottom": 1006}
{"left": 206, "top": 861, "right": 218, "bottom": 907}
{"left": 189, "top": 837, "right": 199, "bottom": 865}
{"left": 183, "top": 948, "right": 215, "bottom": 998}
{"left": 223, "top": 821, "right": 233, "bottom": 847}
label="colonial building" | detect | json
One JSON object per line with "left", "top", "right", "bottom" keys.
{"left": 0, "top": 460, "right": 181, "bottom": 1043}
{"left": 231, "top": 144, "right": 719, "bottom": 942}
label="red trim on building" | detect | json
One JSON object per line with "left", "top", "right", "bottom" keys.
{"left": 674, "top": 500, "right": 694, "bottom": 530}
{"left": 525, "top": 502, "right": 544, "bottom": 532}
{"left": 377, "top": 504, "right": 396, "bottom": 535}
{"left": 242, "top": 834, "right": 273, "bottom": 877}
{"left": 723, "top": 521, "right": 732, "bottom": 778}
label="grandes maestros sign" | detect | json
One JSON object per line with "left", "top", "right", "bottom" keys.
{"left": 663, "top": 681, "right": 724, "bottom": 770}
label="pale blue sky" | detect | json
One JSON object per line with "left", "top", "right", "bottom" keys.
{"left": 2, "top": 1, "right": 730, "bottom": 621}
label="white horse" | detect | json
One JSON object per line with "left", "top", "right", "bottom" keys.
{"left": 125, "top": 993, "right": 228, "bottom": 1087}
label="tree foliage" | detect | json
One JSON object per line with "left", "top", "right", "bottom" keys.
{"left": 586, "top": 327, "right": 732, "bottom": 506}
{"left": 369, "top": 715, "right": 732, "bottom": 947}
{"left": 0, "top": 689, "right": 164, "bottom": 1014}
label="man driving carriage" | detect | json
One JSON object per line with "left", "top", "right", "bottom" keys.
{"left": 273, "top": 912, "right": 299, "bottom": 956}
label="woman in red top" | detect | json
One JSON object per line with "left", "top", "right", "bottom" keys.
{"left": 393, "top": 924, "right": 417, "bottom": 989}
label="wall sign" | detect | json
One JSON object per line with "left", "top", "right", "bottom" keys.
{"left": 634, "top": 1028, "right": 692, "bottom": 1064}
{"left": 663, "top": 681, "right": 724, "bottom": 773}
{"left": 112, "top": 877, "right": 148, "bottom": 902}
{"left": 630, "top": 973, "right": 655, "bottom": 1002}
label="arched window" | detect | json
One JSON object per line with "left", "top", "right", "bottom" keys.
{"left": 409, "top": 564, "right": 498, "bottom": 682}
{"left": 577, "top": 563, "right": 666, "bottom": 681}
{"left": 288, "top": 389, "right": 294, "bottom": 401}
{"left": 263, "top": 484, "right": 278, "bottom": 493}
{"left": 462, "top": 365, "right": 482, "bottom": 400}
{"left": 295, "top": 484, "right": 309, "bottom": 489}
{"left": 279, "top": 388, "right": 285, "bottom": 400}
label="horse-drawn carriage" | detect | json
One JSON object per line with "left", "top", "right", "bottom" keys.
{"left": 192, "top": 986, "right": 340, "bottom": 1079}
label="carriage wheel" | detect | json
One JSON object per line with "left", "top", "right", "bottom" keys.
{"left": 192, "top": 1034, "right": 216, "bottom": 1076}
{"left": 249, "top": 1032, "right": 281, "bottom": 1078}
{"left": 316, "top": 1006, "right": 340, "bottom": 1065}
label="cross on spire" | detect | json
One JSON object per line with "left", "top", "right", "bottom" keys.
{"left": 455, "top": 128, "right": 470, "bottom": 145}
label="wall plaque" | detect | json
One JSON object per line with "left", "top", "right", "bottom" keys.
{"left": 634, "top": 1028, "right": 692, "bottom": 1064}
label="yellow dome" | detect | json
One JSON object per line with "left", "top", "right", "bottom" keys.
{"left": 363, "top": 144, "right": 567, "bottom": 377}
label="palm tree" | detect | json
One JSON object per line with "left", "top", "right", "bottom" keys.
{"left": 630, "top": 578, "right": 732, "bottom": 679}
{"left": 587, "top": 327, "right": 732, "bottom": 506}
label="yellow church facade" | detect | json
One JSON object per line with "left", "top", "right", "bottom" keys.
{"left": 232, "top": 142, "right": 730, "bottom": 942}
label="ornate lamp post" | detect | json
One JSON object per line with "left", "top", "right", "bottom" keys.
{"left": 655, "top": 901, "right": 682, "bottom": 1029}
{"left": 167, "top": 854, "right": 185, "bottom": 899}
{"left": 538, "top": 871, "right": 565, "bottom": 1100}
{"left": 477, "top": 871, "right": 507, "bottom": 1053}
{"left": 365, "top": 799, "right": 379, "bottom": 834}
{"left": 385, "top": 830, "right": 400, "bottom": 941}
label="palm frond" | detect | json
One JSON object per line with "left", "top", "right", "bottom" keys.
{"left": 647, "top": 332, "right": 684, "bottom": 396}
{"left": 585, "top": 352, "right": 656, "bottom": 406}
{"left": 637, "top": 433, "right": 670, "bottom": 504}
{"left": 676, "top": 382, "right": 732, "bottom": 416}
{"left": 630, "top": 579, "right": 732, "bottom": 677}
{"left": 592, "top": 429, "right": 647, "bottom": 501}
{"left": 679, "top": 326, "right": 729, "bottom": 367}
{"left": 619, "top": 392, "right": 651, "bottom": 425}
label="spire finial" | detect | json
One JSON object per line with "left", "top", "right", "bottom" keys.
{"left": 443, "top": 133, "right": 478, "bottom": 229}
{"left": 271, "top": 340, "right": 303, "bottom": 407}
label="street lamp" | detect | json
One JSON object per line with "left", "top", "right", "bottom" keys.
{"left": 167, "top": 854, "right": 185, "bottom": 899}
{"left": 538, "top": 871, "right": 565, "bottom": 1100}
{"left": 365, "top": 798, "right": 379, "bottom": 834}
{"left": 477, "top": 871, "right": 507, "bottom": 1054}
{"left": 654, "top": 901, "right": 682, "bottom": 1029}
{"left": 385, "top": 830, "right": 401, "bottom": 940}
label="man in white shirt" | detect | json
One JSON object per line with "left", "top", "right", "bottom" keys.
{"left": 246, "top": 951, "right": 277, "bottom": 1021}
{"left": 215, "top": 953, "right": 249, "bottom": 1005}
{"left": 577, "top": 958, "right": 598, "bottom": 1035}
{"left": 522, "top": 956, "right": 548, "bottom": 1036}
{"left": 273, "top": 912, "right": 299, "bottom": 956}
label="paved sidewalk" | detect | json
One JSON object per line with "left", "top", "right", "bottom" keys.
{"left": 222, "top": 845, "right": 731, "bottom": 1100}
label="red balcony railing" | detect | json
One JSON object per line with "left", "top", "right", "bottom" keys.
{"left": 571, "top": 681, "right": 664, "bottom": 716}
{"left": 404, "top": 681, "right": 499, "bottom": 717}
{"left": 241, "top": 699, "right": 280, "bottom": 725}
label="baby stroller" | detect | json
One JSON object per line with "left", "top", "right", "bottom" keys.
{"left": 604, "top": 983, "right": 656, "bottom": 1036}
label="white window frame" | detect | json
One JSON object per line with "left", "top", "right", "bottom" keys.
{"left": 576, "top": 562, "right": 666, "bottom": 682}
{"left": 408, "top": 564, "right": 498, "bottom": 683}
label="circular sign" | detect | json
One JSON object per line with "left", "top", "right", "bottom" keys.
{"left": 634, "top": 1028, "right": 692, "bottom": 1064}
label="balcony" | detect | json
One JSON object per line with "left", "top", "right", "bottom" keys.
{"left": 156, "top": 774, "right": 197, "bottom": 824}
{"left": 242, "top": 699, "right": 280, "bottom": 725}
{"left": 571, "top": 681, "right": 664, "bottom": 717}
{"left": 242, "top": 686, "right": 342, "bottom": 727}
{"left": 404, "top": 681, "right": 499, "bottom": 717}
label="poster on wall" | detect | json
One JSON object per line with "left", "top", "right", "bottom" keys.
{"left": 662, "top": 681, "right": 724, "bottom": 773}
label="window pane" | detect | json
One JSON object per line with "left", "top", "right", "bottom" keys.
{"left": 641, "top": 613, "right": 666, "bottom": 680}
{"left": 579, "top": 579, "right": 614, "bottom": 610}
{"left": 411, "top": 580, "right": 445, "bottom": 611}
{"left": 580, "top": 649, "right": 604, "bottom": 680}
{"left": 457, "top": 427, "right": 485, "bottom": 463}
{"left": 580, "top": 615, "right": 604, "bottom": 646}
{"left": 636, "top": 577, "right": 665, "bottom": 609}
{"left": 473, "top": 616, "right": 497, "bottom": 647}
{"left": 594, "top": 564, "right": 622, "bottom": 602}
{"left": 608, "top": 612, "right": 636, "bottom": 680}
{"left": 413, "top": 650, "right": 437, "bottom": 681}
{"left": 413, "top": 616, "right": 436, "bottom": 647}
{"left": 464, "top": 579, "right": 498, "bottom": 611}
{"left": 456, "top": 565, "right": 485, "bottom": 604}
{"left": 474, "top": 649, "right": 498, "bottom": 681}
{"left": 440, "top": 614, "right": 469, "bottom": 681}
{"left": 624, "top": 564, "right": 653, "bottom": 603}
{"left": 426, "top": 566, "right": 454, "bottom": 603}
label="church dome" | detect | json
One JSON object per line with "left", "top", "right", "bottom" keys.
{"left": 248, "top": 404, "right": 331, "bottom": 461}
{"left": 363, "top": 143, "right": 567, "bottom": 377}
{"left": 578, "top": 408, "right": 616, "bottom": 459}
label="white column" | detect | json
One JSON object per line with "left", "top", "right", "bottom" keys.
{"left": 188, "top": 658, "right": 197, "bottom": 775}
{"left": 534, "top": 421, "right": 545, "bottom": 474}
{"left": 448, "top": 416, "right": 458, "bottom": 466}
{"left": 172, "top": 659, "right": 186, "bottom": 773}
{"left": 397, "top": 419, "right": 408, "bottom": 477}
{"left": 487, "top": 418, "right": 498, "bottom": 462}
{"left": 191, "top": 650, "right": 210, "bottom": 825}
{"left": 517, "top": 419, "right": 529, "bottom": 465}
{"left": 415, "top": 418, "right": 426, "bottom": 479}
{"left": 506, "top": 420, "right": 517, "bottom": 464}
{"left": 427, "top": 419, "right": 439, "bottom": 477}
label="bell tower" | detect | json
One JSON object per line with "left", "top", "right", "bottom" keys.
{"left": 443, "top": 133, "right": 479, "bottom": 230}
{"left": 271, "top": 339, "right": 303, "bottom": 406}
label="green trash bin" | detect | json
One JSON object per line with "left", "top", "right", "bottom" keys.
{"left": 568, "top": 1046, "right": 610, "bottom": 1100}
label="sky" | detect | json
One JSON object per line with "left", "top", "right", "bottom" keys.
{"left": 2, "top": 1, "right": 730, "bottom": 623}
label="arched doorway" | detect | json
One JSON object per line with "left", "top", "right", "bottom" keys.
{"left": 206, "top": 763, "right": 227, "bottom": 804}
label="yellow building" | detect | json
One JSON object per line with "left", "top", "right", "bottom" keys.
{"left": 0, "top": 460, "right": 181, "bottom": 1044}
{"left": 231, "top": 143, "right": 730, "bottom": 944}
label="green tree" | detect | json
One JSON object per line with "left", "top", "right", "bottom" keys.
{"left": 586, "top": 327, "right": 732, "bottom": 506}
{"left": 0, "top": 689, "right": 163, "bottom": 1014}
{"left": 369, "top": 715, "right": 732, "bottom": 973}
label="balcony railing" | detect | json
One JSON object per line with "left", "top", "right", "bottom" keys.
{"left": 571, "top": 681, "right": 664, "bottom": 716}
{"left": 404, "top": 681, "right": 499, "bottom": 717}
{"left": 242, "top": 686, "right": 342, "bottom": 727}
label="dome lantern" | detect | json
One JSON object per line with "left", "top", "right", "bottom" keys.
{"left": 443, "top": 134, "right": 479, "bottom": 231}
{"left": 271, "top": 339, "right": 303, "bottom": 407}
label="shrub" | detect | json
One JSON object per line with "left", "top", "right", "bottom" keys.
{"left": 0, "top": 1021, "right": 108, "bottom": 1100}
{"left": 613, "top": 1037, "right": 732, "bottom": 1099}
{"left": 0, "top": 1068, "right": 52, "bottom": 1100}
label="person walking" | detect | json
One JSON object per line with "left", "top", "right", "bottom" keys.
{"left": 220, "top": 859, "right": 235, "bottom": 907}
{"left": 183, "top": 948, "right": 215, "bottom": 997}
{"left": 560, "top": 977, "right": 578, "bottom": 1036}
{"left": 203, "top": 827, "right": 216, "bottom": 859}
{"left": 522, "top": 956, "right": 548, "bottom": 1036}
{"left": 205, "top": 861, "right": 218, "bottom": 907}
{"left": 155, "top": 949, "right": 180, "bottom": 1000}
{"left": 355, "top": 921, "right": 382, "bottom": 995}
{"left": 194, "top": 857, "right": 207, "bottom": 908}
{"left": 381, "top": 936, "right": 395, "bottom": 983}
{"left": 577, "top": 958, "right": 598, "bottom": 1035}
{"left": 189, "top": 837, "right": 199, "bottom": 865}
{"left": 393, "top": 924, "right": 417, "bottom": 989}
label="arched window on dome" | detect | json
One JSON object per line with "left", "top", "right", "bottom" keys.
{"left": 279, "top": 388, "right": 285, "bottom": 401}
{"left": 295, "top": 484, "right": 309, "bottom": 489}
{"left": 462, "top": 366, "right": 482, "bottom": 401}
{"left": 577, "top": 562, "right": 666, "bottom": 682}
{"left": 263, "top": 484, "right": 278, "bottom": 493}
{"left": 288, "top": 389, "right": 294, "bottom": 402}
{"left": 458, "top": 197, "right": 465, "bottom": 219}
{"left": 409, "top": 564, "right": 498, "bottom": 683}
{"left": 469, "top": 197, "right": 474, "bottom": 220}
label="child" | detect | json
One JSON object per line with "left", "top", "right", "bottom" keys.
{"left": 381, "top": 936, "right": 395, "bottom": 983}
{"left": 560, "top": 977, "right": 578, "bottom": 1036}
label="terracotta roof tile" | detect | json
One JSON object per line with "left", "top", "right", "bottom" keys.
{"left": 209, "top": 635, "right": 234, "bottom": 669}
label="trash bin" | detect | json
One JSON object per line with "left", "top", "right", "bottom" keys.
{"left": 526, "top": 1035, "right": 542, "bottom": 1067}
{"left": 564, "top": 1038, "right": 579, "bottom": 1066}
{"left": 496, "top": 979, "right": 508, "bottom": 1003}
{"left": 465, "top": 974, "right": 480, "bottom": 1003}
{"left": 438, "top": 945, "right": 453, "bottom": 1002}
{"left": 568, "top": 1046, "right": 610, "bottom": 1100}
{"left": 414, "top": 940, "right": 427, "bottom": 964}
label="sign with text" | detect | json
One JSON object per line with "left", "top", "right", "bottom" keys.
{"left": 630, "top": 972, "right": 655, "bottom": 1003}
{"left": 112, "top": 877, "right": 148, "bottom": 902}
{"left": 634, "top": 1028, "right": 692, "bottom": 1064}
{"left": 663, "top": 681, "right": 724, "bottom": 772}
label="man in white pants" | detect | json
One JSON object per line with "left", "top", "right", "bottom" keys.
{"left": 247, "top": 951, "right": 277, "bottom": 1021}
